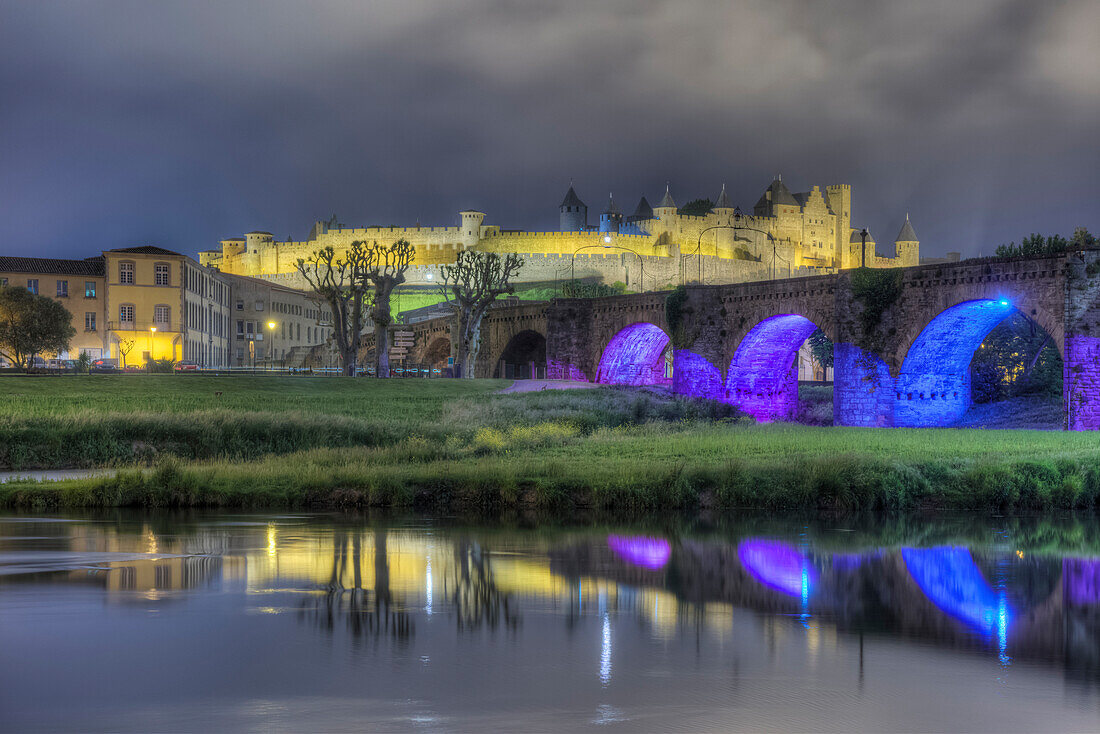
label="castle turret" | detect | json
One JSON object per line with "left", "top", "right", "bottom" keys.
{"left": 753, "top": 176, "right": 799, "bottom": 218}
{"left": 826, "top": 184, "right": 852, "bottom": 268}
{"left": 894, "top": 214, "right": 919, "bottom": 267}
{"left": 628, "top": 196, "right": 653, "bottom": 223}
{"left": 713, "top": 184, "right": 734, "bottom": 221}
{"left": 850, "top": 228, "right": 876, "bottom": 268}
{"left": 559, "top": 185, "right": 587, "bottom": 232}
{"left": 598, "top": 193, "right": 622, "bottom": 233}
{"left": 459, "top": 210, "right": 485, "bottom": 248}
{"left": 653, "top": 184, "right": 677, "bottom": 220}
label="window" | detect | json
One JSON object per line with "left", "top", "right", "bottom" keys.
{"left": 255, "top": 300, "right": 264, "bottom": 311}
{"left": 154, "top": 305, "right": 170, "bottom": 327}
{"left": 154, "top": 263, "right": 170, "bottom": 286}
{"left": 85, "top": 281, "right": 96, "bottom": 298}
{"left": 0, "top": 277, "right": 7, "bottom": 287}
{"left": 85, "top": 312, "right": 97, "bottom": 331}
{"left": 237, "top": 320, "right": 244, "bottom": 336}
{"left": 27, "top": 279, "right": 38, "bottom": 294}
{"left": 236, "top": 300, "right": 244, "bottom": 311}
{"left": 56, "top": 280, "right": 68, "bottom": 297}
{"left": 246, "top": 321, "right": 254, "bottom": 335}
{"left": 119, "top": 261, "right": 134, "bottom": 284}
{"left": 119, "top": 304, "right": 135, "bottom": 324}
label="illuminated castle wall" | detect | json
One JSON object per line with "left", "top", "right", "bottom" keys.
{"left": 198, "top": 178, "right": 919, "bottom": 291}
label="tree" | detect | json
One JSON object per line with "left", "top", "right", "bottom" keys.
{"left": 116, "top": 338, "right": 135, "bottom": 369}
{"left": 971, "top": 312, "right": 1061, "bottom": 403}
{"left": 0, "top": 286, "right": 75, "bottom": 370}
{"left": 808, "top": 328, "right": 833, "bottom": 371}
{"left": 438, "top": 250, "right": 524, "bottom": 377}
{"left": 363, "top": 239, "right": 415, "bottom": 378}
{"left": 995, "top": 233, "right": 1071, "bottom": 258}
{"left": 678, "top": 198, "right": 714, "bottom": 217}
{"left": 297, "top": 243, "right": 372, "bottom": 376}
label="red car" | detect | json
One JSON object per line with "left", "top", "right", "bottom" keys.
{"left": 174, "top": 361, "right": 199, "bottom": 372}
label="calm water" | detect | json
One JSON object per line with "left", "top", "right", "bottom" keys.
{"left": 2, "top": 513, "right": 1100, "bottom": 732}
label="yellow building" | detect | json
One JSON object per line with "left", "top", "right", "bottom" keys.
{"left": 199, "top": 177, "right": 920, "bottom": 292}
{"left": 101, "top": 246, "right": 232, "bottom": 367}
{"left": 0, "top": 255, "right": 108, "bottom": 360}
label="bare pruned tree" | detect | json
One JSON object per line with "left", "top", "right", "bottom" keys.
{"left": 438, "top": 251, "right": 523, "bottom": 377}
{"left": 296, "top": 243, "right": 371, "bottom": 376}
{"left": 363, "top": 239, "right": 414, "bottom": 378}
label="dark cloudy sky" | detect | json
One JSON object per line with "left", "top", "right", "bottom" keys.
{"left": 2, "top": 0, "right": 1098, "bottom": 261}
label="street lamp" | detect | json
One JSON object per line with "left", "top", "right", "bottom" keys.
{"left": 570, "top": 236, "right": 646, "bottom": 293}
{"left": 266, "top": 321, "right": 276, "bottom": 371}
{"left": 731, "top": 207, "right": 788, "bottom": 280}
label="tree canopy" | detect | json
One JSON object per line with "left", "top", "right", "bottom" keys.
{"left": 678, "top": 198, "right": 714, "bottom": 217}
{"left": 994, "top": 228, "right": 1096, "bottom": 258}
{"left": 0, "top": 286, "right": 75, "bottom": 369}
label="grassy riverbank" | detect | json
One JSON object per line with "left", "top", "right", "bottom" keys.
{"left": 2, "top": 375, "right": 1099, "bottom": 513}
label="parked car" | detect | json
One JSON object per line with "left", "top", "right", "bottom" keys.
{"left": 123, "top": 364, "right": 144, "bottom": 373}
{"left": 174, "top": 361, "right": 199, "bottom": 372}
{"left": 90, "top": 359, "right": 119, "bottom": 374}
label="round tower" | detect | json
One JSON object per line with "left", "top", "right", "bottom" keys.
{"left": 459, "top": 210, "right": 485, "bottom": 248}
{"left": 243, "top": 231, "right": 273, "bottom": 275}
{"left": 598, "top": 193, "right": 622, "bottom": 233}
{"left": 894, "top": 214, "right": 919, "bottom": 267}
{"left": 559, "top": 184, "right": 588, "bottom": 232}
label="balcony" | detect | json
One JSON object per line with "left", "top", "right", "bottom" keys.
{"left": 106, "top": 321, "right": 177, "bottom": 332}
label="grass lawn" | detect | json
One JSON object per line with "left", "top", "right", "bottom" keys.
{"left": 2, "top": 375, "right": 1100, "bottom": 513}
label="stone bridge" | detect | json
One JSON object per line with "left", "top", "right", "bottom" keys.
{"left": 374, "top": 250, "right": 1100, "bottom": 430}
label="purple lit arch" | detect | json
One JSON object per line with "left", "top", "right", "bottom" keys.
{"left": 597, "top": 322, "right": 672, "bottom": 386}
{"left": 726, "top": 314, "right": 820, "bottom": 422}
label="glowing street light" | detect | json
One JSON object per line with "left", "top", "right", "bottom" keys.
{"left": 149, "top": 326, "right": 156, "bottom": 366}
{"left": 267, "top": 322, "right": 276, "bottom": 371}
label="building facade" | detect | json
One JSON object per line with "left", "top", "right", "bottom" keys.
{"left": 200, "top": 177, "right": 921, "bottom": 292}
{"left": 1, "top": 246, "right": 334, "bottom": 368}
{"left": 221, "top": 273, "right": 335, "bottom": 368}
{"left": 0, "top": 256, "right": 108, "bottom": 359}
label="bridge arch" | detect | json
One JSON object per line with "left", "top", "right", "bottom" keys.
{"left": 894, "top": 299, "right": 1058, "bottom": 427}
{"left": 596, "top": 322, "right": 672, "bottom": 386}
{"left": 421, "top": 335, "right": 451, "bottom": 369}
{"left": 725, "top": 313, "right": 823, "bottom": 422}
{"left": 493, "top": 329, "right": 547, "bottom": 379}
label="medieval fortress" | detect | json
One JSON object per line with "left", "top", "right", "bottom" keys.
{"left": 199, "top": 177, "right": 922, "bottom": 291}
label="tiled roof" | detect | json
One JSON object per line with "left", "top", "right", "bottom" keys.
{"left": 0, "top": 255, "right": 105, "bottom": 276}
{"left": 895, "top": 215, "right": 918, "bottom": 242}
{"left": 560, "top": 185, "right": 586, "bottom": 209}
{"left": 714, "top": 184, "right": 733, "bottom": 209}
{"left": 658, "top": 184, "right": 676, "bottom": 209}
{"left": 106, "top": 246, "right": 184, "bottom": 256}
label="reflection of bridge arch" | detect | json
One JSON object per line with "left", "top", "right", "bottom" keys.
{"left": 726, "top": 314, "right": 823, "bottom": 422}
{"left": 596, "top": 322, "right": 672, "bottom": 386}
{"left": 494, "top": 329, "right": 547, "bottom": 379}
{"left": 894, "top": 300, "right": 1057, "bottom": 426}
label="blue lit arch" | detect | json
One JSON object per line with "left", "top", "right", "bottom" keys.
{"left": 894, "top": 299, "right": 1016, "bottom": 427}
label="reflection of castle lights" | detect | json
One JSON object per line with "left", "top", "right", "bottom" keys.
{"left": 608, "top": 535, "right": 672, "bottom": 570}
{"left": 425, "top": 554, "right": 433, "bottom": 616}
{"left": 600, "top": 612, "right": 612, "bottom": 686}
{"left": 266, "top": 523, "right": 277, "bottom": 558}
{"left": 738, "top": 539, "right": 816, "bottom": 598}
{"left": 902, "top": 547, "right": 1012, "bottom": 642}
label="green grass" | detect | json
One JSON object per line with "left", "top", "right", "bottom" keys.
{"left": 3, "top": 375, "right": 1100, "bottom": 513}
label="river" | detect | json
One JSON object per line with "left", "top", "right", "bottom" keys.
{"left": 1, "top": 511, "right": 1098, "bottom": 731}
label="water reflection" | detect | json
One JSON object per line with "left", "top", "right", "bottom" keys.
{"left": 4, "top": 513, "right": 1100, "bottom": 730}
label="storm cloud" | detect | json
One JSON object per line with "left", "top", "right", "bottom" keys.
{"left": 1, "top": 0, "right": 1097, "bottom": 260}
